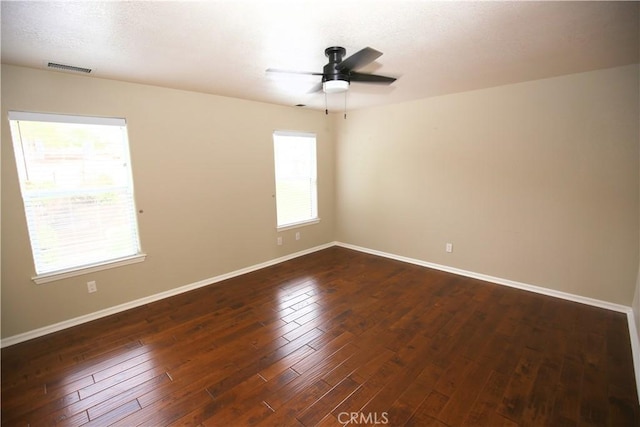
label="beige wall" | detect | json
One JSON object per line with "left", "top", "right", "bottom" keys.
{"left": 3, "top": 63, "right": 639, "bottom": 340}
{"left": 336, "top": 65, "right": 639, "bottom": 305}
{"left": 1, "top": 64, "right": 335, "bottom": 338}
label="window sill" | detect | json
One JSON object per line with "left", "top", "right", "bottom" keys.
{"left": 277, "top": 218, "right": 321, "bottom": 232}
{"left": 32, "top": 254, "right": 147, "bottom": 285}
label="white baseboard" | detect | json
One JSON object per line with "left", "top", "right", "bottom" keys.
{"left": 626, "top": 310, "right": 640, "bottom": 403}
{"left": 335, "top": 241, "right": 640, "bottom": 400}
{"left": 336, "top": 242, "right": 630, "bottom": 312}
{"left": 0, "top": 242, "right": 336, "bottom": 348}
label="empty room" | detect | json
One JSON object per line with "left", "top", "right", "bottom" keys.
{"left": 1, "top": 1, "right": 639, "bottom": 426}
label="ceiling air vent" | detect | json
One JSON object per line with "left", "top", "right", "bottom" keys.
{"left": 47, "top": 62, "right": 92, "bottom": 74}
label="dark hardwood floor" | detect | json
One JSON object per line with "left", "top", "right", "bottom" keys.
{"left": 2, "top": 247, "right": 638, "bottom": 426}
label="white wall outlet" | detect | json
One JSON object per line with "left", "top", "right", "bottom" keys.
{"left": 87, "top": 280, "right": 97, "bottom": 293}
{"left": 277, "top": 236, "right": 283, "bottom": 245}
{"left": 295, "top": 232, "right": 300, "bottom": 241}
{"left": 446, "top": 243, "right": 453, "bottom": 253}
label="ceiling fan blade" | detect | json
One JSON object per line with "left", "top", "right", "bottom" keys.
{"left": 349, "top": 72, "right": 396, "bottom": 84}
{"left": 308, "top": 82, "right": 323, "bottom": 93}
{"left": 266, "top": 68, "right": 323, "bottom": 76}
{"left": 336, "top": 47, "right": 382, "bottom": 71}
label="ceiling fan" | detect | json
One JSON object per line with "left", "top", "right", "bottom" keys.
{"left": 267, "top": 46, "right": 397, "bottom": 94}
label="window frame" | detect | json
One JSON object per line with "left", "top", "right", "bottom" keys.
{"left": 8, "top": 110, "right": 146, "bottom": 284}
{"left": 272, "top": 130, "right": 320, "bottom": 230}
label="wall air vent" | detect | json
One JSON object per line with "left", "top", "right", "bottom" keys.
{"left": 46, "top": 62, "right": 92, "bottom": 74}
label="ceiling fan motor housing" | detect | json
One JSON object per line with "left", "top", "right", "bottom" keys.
{"left": 323, "top": 46, "right": 350, "bottom": 83}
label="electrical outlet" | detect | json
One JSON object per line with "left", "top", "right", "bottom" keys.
{"left": 446, "top": 243, "right": 453, "bottom": 253}
{"left": 295, "top": 232, "right": 300, "bottom": 241}
{"left": 277, "top": 236, "right": 283, "bottom": 245}
{"left": 87, "top": 281, "right": 97, "bottom": 293}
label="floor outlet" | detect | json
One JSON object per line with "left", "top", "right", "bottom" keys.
{"left": 87, "top": 281, "right": 97, "bottom": 293}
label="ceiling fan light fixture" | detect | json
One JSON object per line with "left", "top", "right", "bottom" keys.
{"left": 323, "top": 80, "right": 349, "bottom": 93}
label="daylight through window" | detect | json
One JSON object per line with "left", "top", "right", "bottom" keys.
{"left": 8, "top": 111, "right": 143, "bottom": 279}
{"left": 273, "top": 131, "right": 318, "bottom": 229}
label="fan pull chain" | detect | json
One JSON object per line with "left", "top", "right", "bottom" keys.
{"left": 325, "top": 90, "right": 328, "bottom": 115}
{"left": 344, "top": 90, "right": 348, "bottom": 119}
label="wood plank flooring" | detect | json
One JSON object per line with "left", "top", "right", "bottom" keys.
{"left": 2, "top": 247, "right": 638, "bottom": 426}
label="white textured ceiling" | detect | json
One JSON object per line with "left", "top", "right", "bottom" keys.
{"left": 2, "top": 1, "right": 638, "bottom": 112}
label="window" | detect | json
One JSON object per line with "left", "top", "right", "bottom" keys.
{"left": 8, "top": 111, "right": 144, "bottom": 283}
{"left": 273, "top": 131, "right": 318, "bottom": 229}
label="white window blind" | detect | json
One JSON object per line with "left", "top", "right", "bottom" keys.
{"left": 8, "top": 111, "right": 142, "bottom": 278}
{"left": 273, "top": 131, "right": 318, "bottom": 228}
